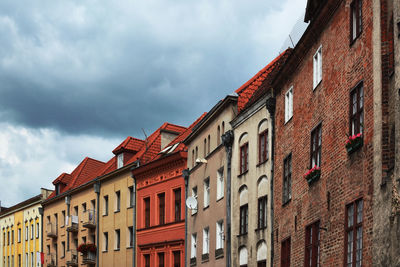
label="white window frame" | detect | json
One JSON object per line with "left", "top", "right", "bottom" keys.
{"left": 115, "top": 229, "right": 120, "bottom": 250}
{"left": 285, "top": 86, "right": 293, "bottom": 123}
{"left": 191, "top": 233, "right": 197, "bottom": 259}
{"left": 191, "top": 187, "right": 198, "bottom": 215}
{"left": 36, "top": 223, "right": 39, "bottom": 238}
{"left": 216, "top": 168, "right": 224, "bottom": 200}
{"left": 216, "top": 220, "right": 224, "bottom": 249}
{"left": 103, "top": 232, "right": 108, "bottom": 252}
{"left": 17, "top": 229, "right": 21, "bottom": 243}
{"left": 202, "top": 227, "right": 209, "bottom": 255}
{"left": 117, "top": 153, "right": 124, "bottom": 168}
{"left": 204, "top": 178, "right": 210, "bottom": 208}
{"left": 313, "top": 46, "right": 322, "bottom": 89}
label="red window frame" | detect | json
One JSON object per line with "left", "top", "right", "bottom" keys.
{"left": 350, "top": 82, "right": 364, "bottom": 136}
{"left": 350, "top": 0, "right": 363, "bottom": 42}
{"left": 310, "top": 124, "right": 322, "bottom": 168}
{"left": 344, "top": 199, "right": 363, "bottom": 267}
{"left": 259, "top": 130, "right": 268, "bottom": 164}
{"left": 239, "top": 204, "right": 248, "bottom": 235}
{"left": 240, "top": 143, "right": 249, "bottom": 174}
{"left": 281, "top": 237, "right": 291, "bottom": 267}
{"left": 304, "top": 221, "right": 320, "bottom": 267}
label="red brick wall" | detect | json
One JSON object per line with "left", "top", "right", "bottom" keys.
{"left": 273, "top": 1, "right": 375, "bottom": 266}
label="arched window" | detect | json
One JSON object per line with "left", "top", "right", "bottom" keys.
{"left": 257, "top": 176, "right": 268, "bottom": 229}
{"left": 239, "top": 133, "right": 249, "bottom": 174}
{"left": 257, "top": 240, "right": 267, "bottom": 267}
{"left": 239, "top": 246, "right": 248, "bottom": 267}
{"left": 222, "top": 121, "right": 225, "bottom": 134}
{"left": 258, "top": 119, "right": 269, "bottom": 164}
{"left": 195, "top": 146, "right": 198, "bottom": 163}
{"left": 207, "top": 135, "right": 210, "bottom": 155}
{"left": 239, "top": 185, "right": 248, "bottom": 235}
{"left": 217, "top": 126, "right": 221, "bottom": 145}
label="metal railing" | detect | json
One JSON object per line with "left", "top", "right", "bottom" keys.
{"left": 66, "top": 249, "right": 78, "bottom": 266}
{"left": 46, "top": 222, "right": 57, "bottom": 238}
{"left": 82, "top": 210, "right": 96, "bottom": 229}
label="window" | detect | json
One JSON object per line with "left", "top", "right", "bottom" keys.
{"left": 158, "top": 193, "right": 165, "bottom": 225}
{"left": 144, "top": 254, "right": 150, "bottom": 267}
{"left": 258, "top": 196, "right": 268, "bottom": 229}
{"left": 313, "top": 46, "right": 322, "bottom": 88}
{"left": 128, "top": 186, "right": 134, "bottom": 208}
{"left": 259, "top": 130, "right": 268, "bottom": 163}
{"left": 25, "top": 226, "right": 28, "bottom": 241}
{"left": 61, "top": 210, "right": 65, "bottom": 227}
{"left": 239, "top": 204, "right": 248, "bottom": 235}
{"left": 144, "top": 197, "right": 150, "bottom": 228}
{"left": 73, "top": 206, "right": 78, "bottom": 216}
{"left": 310, "top": 124, "right": 322, "bottom": 168}
{"left": 195, "top": 147, "right": 198, "bottom": 163}
{"left": 191, "top": 186, "right": 198, "bottom": 215}
{"left": 191, "top": 233, "right": 197, "bottom": 259}
{"left": 36, "top": 223, "right": 39, "bottom": 238}
{"left": 173, "top": 251, "right": 181, "bottom": 267}
{"left": 158, "top": 252, "right": 165, "bottom": 267}
{"left": 82, "top": 202, "right": 87, "bottom": 212}
{"left": 115, "top": 229, "right": 120, "bottom": 250}
{"left": 345, "top": 199, "right": 363, "bottom": 267}
{"left": 285, "top": 87, "right": 293, "bottom": 122}
{"left": 283, "top": 154, "right": 292, "bottom": 204}
{"left": 204, "top": 138, "right": 207, "bottom": 157}
{"left": 17, "top": 228, "right": 21, "bottom": 243}
{"left": 115, "top": 191, "right": 121, "bottom": 212}
{"left": 117, "top": 153, "right": 124, "bottom": 168}
{"left": 217, "top": 168, "right": 224, "bottom": 200}
{"left": 207, "top": 135, "right": 211, "bottom": 155}
{"left": 239, "top": 247, "right": 248, "bottom": 267}
{"left": 217, "top": 126, "right": 221, "bottom": 146}
{"left": 350, "top": 0, "right": 362, "bottom": 42}
{"left": 257, "top": 241, "right": 267, "bottom": 267}
{"left": 202, "top": 227, "right": 209, "bottom": 255}
{"left": 11, "top": 230, "right": 14, "bottom": 244}
{"left": 174, "top": 188, "right": 182, "bottom": 221}
{"left": 192, "top": 150, "right": 195, "bottom": 167}
{"left": 203, "top": 178, "right": 210, "bottom": 208}
{"left": 305, "top": 221, "right": 320, "bottom": 267}
{"left": 61, "top": 242, "right": 65, "bottom": 258}
{"left": 128, "top": 227, "right": 133, "bottom": 248}
{"left": 103, "top": 195, "right": 109, "bottom": 216}
{"left": 216, "top": 220, "right": 224, "bottom": 249}
{"left": 30, "top": 223, "right": 33, "bottom": 240}
{"left": 103, "top": 232, "right": 108, "bottom": 252}
{"left": 31, "top": 252, "right": 33, "bottom": 267}
{"left": 91, "top": 199, "right": 96, "bottom": 211}
{"left": 281, "top": 237, "right": 291, "bottom": 267}
{"left": 240, "top": 143, "right": 249, "bottom": 174}
{"left": 350, "top": 82, "right": 364, "bottom": 135}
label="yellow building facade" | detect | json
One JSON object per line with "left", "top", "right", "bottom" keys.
{"left": 0, "top": 189, "right": 52, "bottom": 267}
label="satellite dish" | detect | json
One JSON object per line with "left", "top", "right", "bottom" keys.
{"left": 186, "top": 196, "right": 198, "bottom": 210}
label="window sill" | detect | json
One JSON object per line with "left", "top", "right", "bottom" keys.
{"left": 127, "top": 206, "right": 133, "bottom": 209}
{"left": 313, "top": 80, "right": 322, "bottom": 91}
{"left": 102, "top": 214, "right": 108, "bottom": 217}
{"left": 216, "top": 196, "right": 224, "bottom": 202}
{"left": 255, "top": 226, "right": 267, "bottom": 232}
{"left": 257, "top": 159, "right": 268, "bottom": 167}
{"left": 114, "top": 248, "right": 120, "bottom": 251}
{"left": 191, "top": 212, "right": 197, "bottom": 216}
{"left": 350, "top": 32, "right": 362, "bottom": 47}
{"left": 114, "top": 210, "right": 120, "bottom": 214}
{"left": 284, "top": 116, "right": 293, "bottom": 125}
{"left": 127, "top": 246, "right": 133, "bottom": 249}
{"left": 60, "top": 225, "right": 65, "bottom": 228}
{"left": 236, "top": 233, "right": 248, "bottom": 237}
{"left": 238, "top": 170, "right": 249, "bottom": 178}
{"left": 102, "top": 250, "right": 108, "bottom": 253}
{"left": 203, "top": 205, "right": 209, "bottom": 211}
{"left": 282, "top": 198, "right": 291, "bottom": 207}
{"left": 201, "top": 253, "right": 209, "bottom": 263}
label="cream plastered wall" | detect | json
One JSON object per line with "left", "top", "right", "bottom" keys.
{"left": 99, "top": 170, "right": 133, "bottom": 267}
{"left": 23, "top": 203, "right": 42, "bottom": 267}
{"left": 231, "top": 96, "right": 273, "bottom": 267}
{"left": 0, "top": 212, "right": 14, "bottom": 267}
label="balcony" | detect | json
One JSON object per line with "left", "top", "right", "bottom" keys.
{"left": 46, "top": 222, "right": 57, "bottom": 238}
{"left": 66, "top": 250, "right": 78, "bottom": 266}
{"left": 82, "top": 210, "right": 96, "bottom": 229}
{"left": 47, "top": 253, "right": 57, "bottom": 267}
{"left": 66, "top": 215, "right": 79, "bottom": 233}
{"left": 82, "top": 251, "right": 96, "bottom": 265}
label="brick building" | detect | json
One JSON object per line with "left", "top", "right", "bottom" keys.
{"left": 270, "top": 0, "right": 398, "bottom": 266}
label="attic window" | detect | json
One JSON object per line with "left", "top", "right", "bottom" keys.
{"left": 117, "top": 153, "right": 124, "bottom": 168}
{"left": 55, "top": 184, "right": 60, "bottom": 195}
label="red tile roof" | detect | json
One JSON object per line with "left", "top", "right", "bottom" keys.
{"left": 112, "top": 137, "right": 145, "bottom": 155}
{"left": 235, "top": 49, "right": 292, "bottom": 112}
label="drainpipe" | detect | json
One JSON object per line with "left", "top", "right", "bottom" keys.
{"left": 38, "top": 207, "right": 44, "bottom": 267}
{"left": 182, "top": 168, "right": 190, "bottom": 267}
{"left": 65, "top": 196, "right": 71, "bottom": 251}
{"left": 221, "top": 130, "right": 234, "bottom": 267}
{"left": 94, "top": 181, "right": 101, "bottom": 267}
{"left": 266, "top": 96, "right": 276, "bottom": 267}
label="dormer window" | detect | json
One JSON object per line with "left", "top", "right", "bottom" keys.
{"left": 117, "top": 153, "right": 124, "bottom": 168}
{"left": 55, "top": 184, "right": 60, "bottom": 195}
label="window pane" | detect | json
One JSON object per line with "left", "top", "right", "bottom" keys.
{"left": 348, "top": 204, "right": 354, "bottom": 227}
{"left": 347, "top": 230, "right": 353, "bottom": 265}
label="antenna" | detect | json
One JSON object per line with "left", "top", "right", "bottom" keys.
{"left": 186, "top": 196, "right": 198, "bottom": 211}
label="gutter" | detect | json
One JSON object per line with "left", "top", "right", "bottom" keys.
{"left": 94, "top": 182, "right": 101, "bottom": 267}
{"left": 266, "top": 96, "right": 276, "bottom": 267}
{"left": 130, "top": 160, "right": 140, "bottom": 267}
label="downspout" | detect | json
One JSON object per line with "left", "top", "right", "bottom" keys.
{"left": 38, "top": 207, "right": 44, "bottom": 267}
{"left": 182, "top": 169, "right": 190, "bottom": 267}
{"left": 266, "top": 96, "right": 276, "bottom": 267}
{"left": 94, "top": 182, "right": 101, "bottom": 267}
{"left": 65, "top": 196, "right": 71, "bottom": 251}
{"left": 130, "top": 160, "right": 139, "bottom": 267}
{"left": 222, "top": 130, "right": 234, "bottom": 267}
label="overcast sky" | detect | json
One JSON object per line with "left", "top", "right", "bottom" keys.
{"left": 0, "top": 0, "right": 308, "bottom": 207}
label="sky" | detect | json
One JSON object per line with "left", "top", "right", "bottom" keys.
{"left": 0, "top": 0, "right": 308, "bottom": 207}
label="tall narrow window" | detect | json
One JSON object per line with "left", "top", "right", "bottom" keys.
{"left": 305, "top": 221, "right": 320, "bottom": 267}
{"left": 195, "top": 147, "right": 198, "bottom": 163}
{"left": 144, "top": 254, "right": 150, "bottom": 267}
{"left": 191, "top": 233, "right": 197, "bottom": 259}
{"left": 258, "top": 195, "right": 268, "bottom": 229}
{"left": 115, "top": 229, "right": 120, "bottom": 250}
{"left": 128, "top": 186, "right": 134, "bottom": 208}
{"left": 115, "top": 191, "right": 121, "bottom": 212}
{"left": 30, "top": 223, "right": 33, "bottom": 240}
{"left": 36, "top": 223, "right": 39, "bottom": 238}
{"left": 217, "top": 126, "right": 221, "bottom": 146}
{"left": 285, "top": 87, "right": 293, "bottom": 122}
{"left": 144, "top": 197, "right": 150, "bottom": 228}
{"left": 203, "top": 178, "right": 210, "bottom": 208}
{"left": 259, "top": 130, "right": 268, "bottom": 163}
{"left": 25, "top": 226, "right": 28, "bottom": 241}
{"left": 207, "top": 135, "right": 211, "bottom": 155}
{"left": 204, "top": 138, "right": 207, "bottom": 157}
{"left": 103, "top": 195, "right": 109, "bottom": 216}
{"left": 313, "top": 46, "right": 322, "bottom": 88}
{"left": 350, "top": 82, "right": 364, "bottom": 135}
{"left": 281, "top": 237, "right": 291, "bottom": 267}
{"left": 202, "top": 227, "right": 209, "bottom": 256}
{"left": 128, "top": 227, "right": 133, "bottom": 248}
{"left": 240, "top": 143, "right": 249, "bottom": 174}
{"left": 283, "top": 154, "right": 292, "bottom": 204}
{"left": 239, "top": 204, "right": 248, "bottom": 235}
{"left": 61, "top": 210, "right": 65, "bottom": 227}
{"left": 216, "top": 220, "right": 224, "bottom": 249}
{"left": 158, "top": 252, "right": 165, "bottom": 267}
{"left": 345, "top": 199, "right": 363, "bottom": 267}
{"left": 103, "top": 232, "right": 108, "bottom": 252}
{"left": 191, "top": 186, "right": 198, "bottom": 215}
{"left": 158, "top": 193, "right": 165, "bottom": 225}
{"left": 192, "top": 150, "right": 195, "bottom": 167}
{"left": 11, "top": 230, "right": 14, "bottom": 244}
{"left": 217, "top": 168, "right": 224, "bottom": 200}
{"left": 310, "top": 124, "right": 322, "bottom": 168}
{"left": 174, "top": 188, "right": 182, "bottom": 221}
{"left": 117, "top": 153, "right": 124, "bottom": 168}
{"left": 61, "top": 242, "right": 65, "bottom": 258}
{"left": 350, "top": 0, "right": 363, "bottom": 42}
{"left": 17, "top": 228, "right": 21, "bottom": 243}
{"left": 173, "top": 251, "right": 181, "bottom": 267}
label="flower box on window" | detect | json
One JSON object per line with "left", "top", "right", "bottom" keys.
{"left": 303, "top": 166, "right": 321, "bottom": 185}
{"left": 346, "top": 133, "right": 363, "bottom": 154}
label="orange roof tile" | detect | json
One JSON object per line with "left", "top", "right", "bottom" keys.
{"left": 112, "top": 137, "right": 145, "bottom": 155}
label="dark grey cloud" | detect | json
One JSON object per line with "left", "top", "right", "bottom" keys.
{"left": 0, "top": 0, "right": 307, "bottom": 138}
